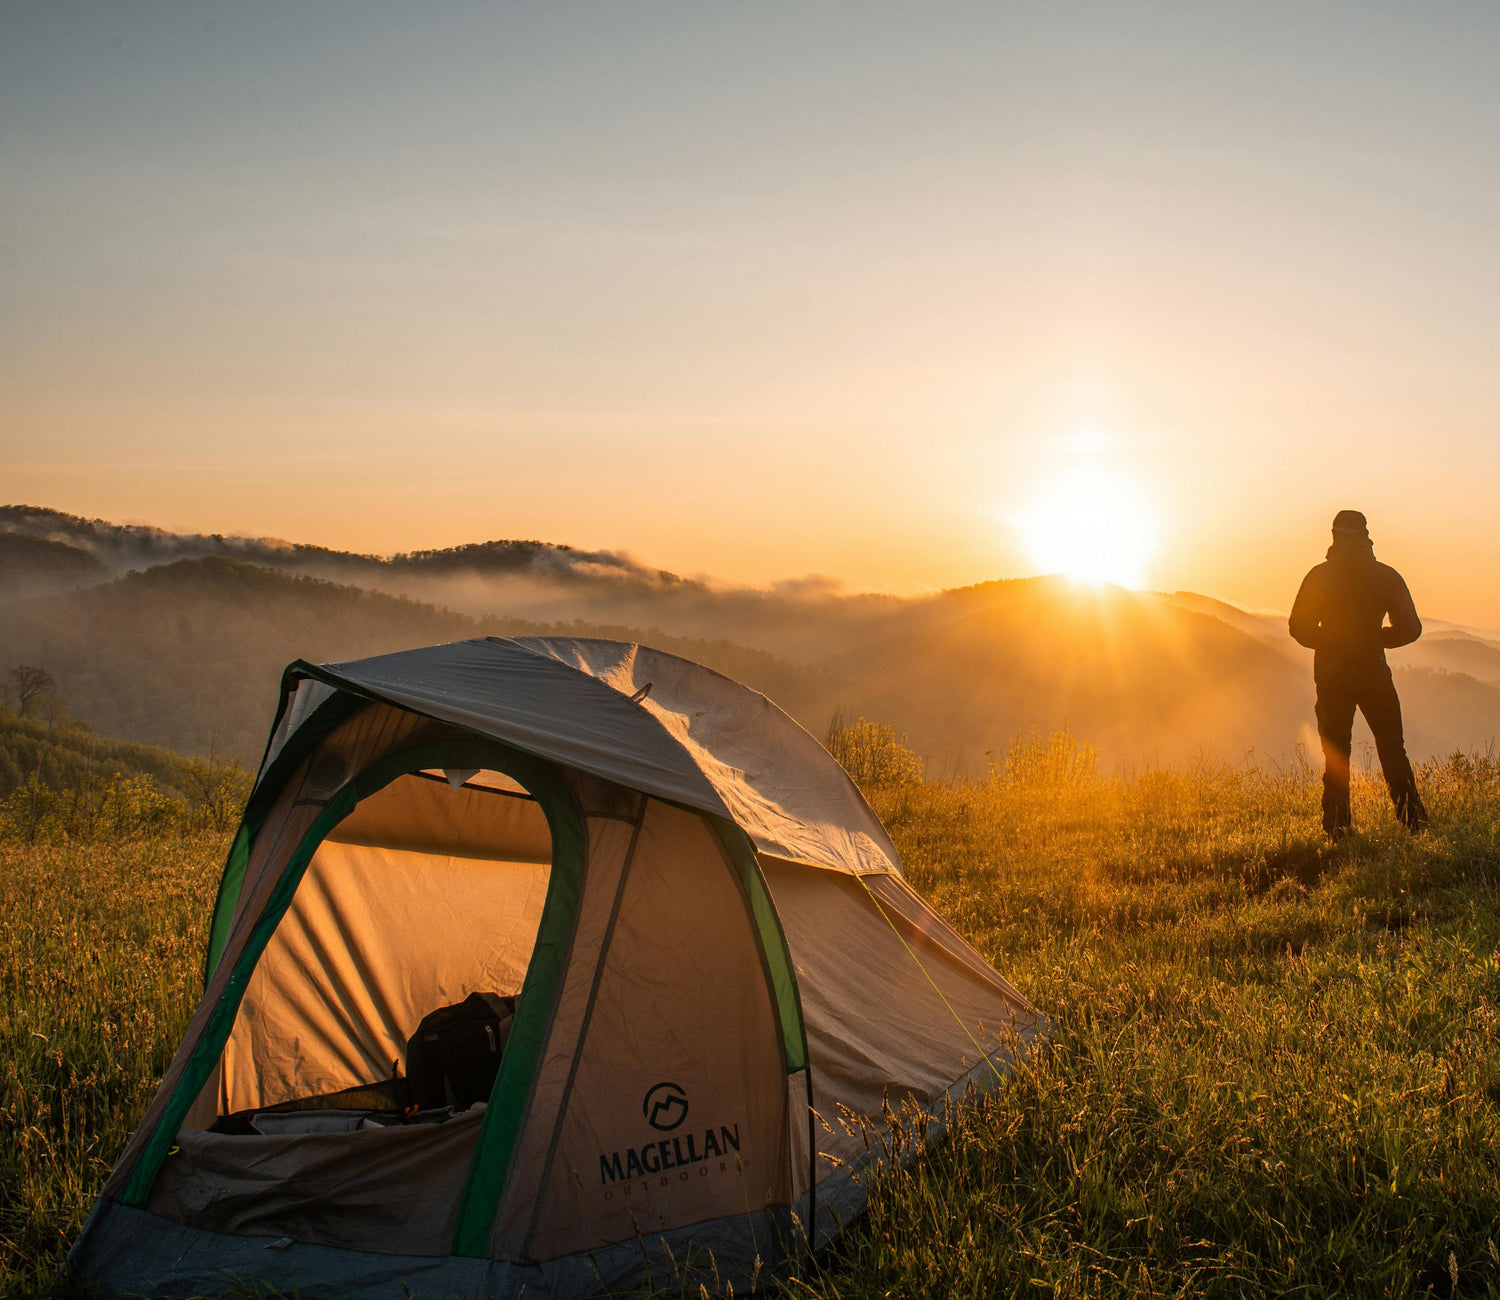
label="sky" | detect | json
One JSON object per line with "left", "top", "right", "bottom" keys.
{"left": 3, "top": 2, "right": 1499, "bottom": 621}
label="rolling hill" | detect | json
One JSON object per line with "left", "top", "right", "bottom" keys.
{"left": 0, "top": 556, "right": 824, "bottom": 758}
{"left": 3, "top": 506, "right": 1499, "bottom": 771}
{"left": 0, "top": 532, "right": 111, "bottom": 601}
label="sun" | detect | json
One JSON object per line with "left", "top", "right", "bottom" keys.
{"left": 1016, "top": 466, "right": 1158, "bottom": 588}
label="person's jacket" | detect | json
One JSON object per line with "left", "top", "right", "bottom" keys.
{"left": 1289, "top": 540, "right": 1421, "bottom": 686}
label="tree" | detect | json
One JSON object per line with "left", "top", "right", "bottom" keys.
{"left": 176, "top": 738, "right": 253, "bottom": 833}
{"left": 9, "top": 665, "right": 58, "bottom": 719}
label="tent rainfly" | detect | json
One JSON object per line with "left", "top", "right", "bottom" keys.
{"left": 69, "top": 637, "right": 1043, "bottom": 1298}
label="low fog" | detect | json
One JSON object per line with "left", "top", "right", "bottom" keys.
{"left": 4, "top": 505, "right": 1499, "bottom": 773}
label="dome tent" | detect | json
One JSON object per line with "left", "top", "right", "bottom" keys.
{"left": 70, "top": 637, "right": 1043, "bottom": 1299}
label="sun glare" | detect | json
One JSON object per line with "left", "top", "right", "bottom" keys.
{"left": 1017, "top": 466, "right": 1158, "bottom": 588}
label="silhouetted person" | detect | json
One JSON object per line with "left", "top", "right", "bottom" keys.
{"left": 1289, "top": 510, "right": 1428, "bottom": 837}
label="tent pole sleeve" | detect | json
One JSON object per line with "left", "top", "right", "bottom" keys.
{"left": 712, "top": 823, "right": 808, "bottom": 1074}
{"left": 200, "top": 824, "right": 250, "bottom": 985}
{"left": 202, "top": 683, "right": 366, "bottom": 985}
{"left": 450, "top": 760, "right": 587, "bottom": 1258}
{"left": 710, "top": 823, "right": 815, "bottom": 1254}
{"left": 515, "top": 792, "right": 649, "bottom": 1259}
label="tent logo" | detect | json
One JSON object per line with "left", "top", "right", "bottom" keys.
{"left": 643, "top": 1082, "right": 689, "bottom": 1132}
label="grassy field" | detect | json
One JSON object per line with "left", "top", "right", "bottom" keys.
{"left": 0, "top": 833, "right": 226, "bottom": 1298}
{"left": 3, "top": 743, "right": 1500, "bottom": 1297}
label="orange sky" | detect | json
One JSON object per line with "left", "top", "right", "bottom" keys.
{"left": 4, "top": 5, "right": 1499, "bottom": 624}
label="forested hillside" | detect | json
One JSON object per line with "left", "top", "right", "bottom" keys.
{"left": 1, "top": 559, "right": 480, "bottom": 755}
{"left": 0, "top": 713, "right": 185, "bottom": 798}
{"left": 5, "top": 508, "right": 1500, "bottom": 770}
{"left": 0, "top": 557, "right": 824, "bottom": 758}
{"left": 0, "top": 532, "right": 109, "bottom": 601}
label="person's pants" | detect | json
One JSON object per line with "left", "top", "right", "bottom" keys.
{"left": 1315, "top": 674, "right": 1428, "bottom": 835}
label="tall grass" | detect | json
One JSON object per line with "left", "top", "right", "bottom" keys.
{"left": 798, "top": 746, "right": 1500, "bottom": 1298}
{"left": 0, "top": 834, "right": 224, "bottom": 1297}
{"left": 4, "top": 742, "right": 1500, "bottom": 1296}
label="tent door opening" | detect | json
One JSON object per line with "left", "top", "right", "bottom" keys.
{"left": 210, "top": 764, "right": 554, "bottom": 1127}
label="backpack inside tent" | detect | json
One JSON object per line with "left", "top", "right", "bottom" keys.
{"left": 69, "top": 637, "right": 1044, "bottom": 1299}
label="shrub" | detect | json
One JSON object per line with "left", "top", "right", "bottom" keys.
{"left": 992, "top": 727, "right": 1099, "bottom": 788}
{"left": 824, "top": 709, "right": 925, "bottom": 792}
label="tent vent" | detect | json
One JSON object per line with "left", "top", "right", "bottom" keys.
{"left": 444, "top": 767, "right": 480, "bottom": 791}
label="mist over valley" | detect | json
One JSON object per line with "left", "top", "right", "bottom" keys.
{"left": 3, "top": 504, "right": 1498, "bottom": 776}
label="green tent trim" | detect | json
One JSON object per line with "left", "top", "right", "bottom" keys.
{"left": 123, "top": 737, "right": 586, "bottom": 1219}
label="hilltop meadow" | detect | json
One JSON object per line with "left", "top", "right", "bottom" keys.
{"left": 3, "top": 722, "right": 1499, "bottom": 1298}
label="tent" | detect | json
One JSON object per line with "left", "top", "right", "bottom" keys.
{"left": 69, "top": 637, "right": 1043, "bottom": 1299}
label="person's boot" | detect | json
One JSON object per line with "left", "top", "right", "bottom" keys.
{"left": 1322, "top": 776, "right": 1352, "bottom": 839}
{"left": 1395, "top": 780, "right": 1429, "bottom": 832}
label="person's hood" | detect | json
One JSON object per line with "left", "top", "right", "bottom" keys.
{"left": 1326, "top": 536, "right": 1377, "bottom": 565}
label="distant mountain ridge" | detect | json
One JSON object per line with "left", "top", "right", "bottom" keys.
{"left": 3, "top": 505, "right": 1498, "bottom": 771}
{"left": 0, "top": 530, "right": 112, "bottom": 601}
{"left": 1153, "top": 580, "right": 1500, "bottom": 683}
{"left": 0, "top": 504, "right": 694, "bottom": 591}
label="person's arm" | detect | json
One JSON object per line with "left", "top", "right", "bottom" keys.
{"left": 1288, "top": 570, "right": 1323, "bottom": 648}
{"left": 1382, "top": 570, "right": 1422, "bottom": 648}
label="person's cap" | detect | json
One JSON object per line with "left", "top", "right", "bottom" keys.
{"left": 1331, "top": 509, "right": 1369, "bottom": 538}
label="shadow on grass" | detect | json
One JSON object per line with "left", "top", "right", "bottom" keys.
{"left": 1240, "top": 838, "right": 1338, "bottom": 896}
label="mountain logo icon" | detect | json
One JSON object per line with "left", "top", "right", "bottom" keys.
{"left": 642, "top": 1082, "right": 689, "bottom": 1132}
